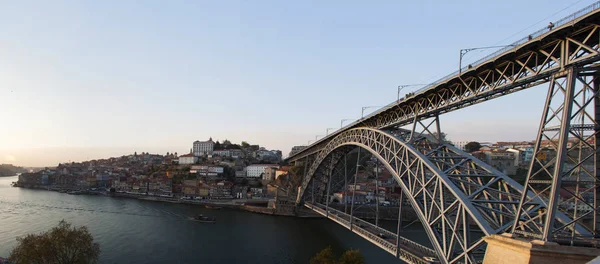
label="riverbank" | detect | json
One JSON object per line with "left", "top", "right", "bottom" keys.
{"left": 1, "top": 175, "right": 403, "bottom": 264}
{"left": 12, "top": 184, "right": 313, "bottom": 217}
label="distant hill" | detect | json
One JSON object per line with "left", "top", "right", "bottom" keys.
{"left": 0, "top": 164, "right": 26, "bottom": 176}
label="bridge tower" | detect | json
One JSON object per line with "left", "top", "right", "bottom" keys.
{"left": 511, "top": 67, "right": 600, "bottom": 243}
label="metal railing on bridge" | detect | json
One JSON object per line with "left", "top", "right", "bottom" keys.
{"left": 305, "top": 202, "right": 439, "bottom": 264}
{"left": 413, "top": 1, "right": 600, "bottom": 97}
{"left": 289, "top": 1, "right": 600, "bottom": 162}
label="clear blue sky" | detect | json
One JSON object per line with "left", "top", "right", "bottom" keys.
{"left": 0, "top": 0, "right": 593, "bottom": 166}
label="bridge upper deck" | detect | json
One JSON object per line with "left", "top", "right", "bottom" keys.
{"left": 289, "top": 2, "right": 600, "bottom": 162}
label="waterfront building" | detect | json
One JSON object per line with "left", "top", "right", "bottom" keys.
{"left": 178, "top": 153, "right": 198, "bottom": 165}
{"left": 246, "top": 164, "right": 279, "bottom": 178}
{"left": 190, "top": 165, "right": 224, "bottom": 177}
{"left": 235, "top": 170, "right": 246, "bottom": 178}
{"left": 486, "top": 150, "right": 517, "bottom": 175}
{"left": 212, "top": 149, "right": 231, "bottom": 157}
{"left": 275, "top": 166, "right": 290, "bottom": 180}
{"left": 230, "top": 149, "right": 244, "bottom": 158}
{"left": 332, "top": 191, "right": 367, "bottom": 204}
{"left": 254, "top": 149, "right": 282, "bottom": 162}
{"left": 209, "top": 181, "right": 233, "bottom": 199}
{"left": 262, "top": 167, "right": 277, "bottom": 182}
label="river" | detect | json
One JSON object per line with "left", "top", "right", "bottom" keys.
{"left": 0, "top": 175, "right": 429, "bottom": 263}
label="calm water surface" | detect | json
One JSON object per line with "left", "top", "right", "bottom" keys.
{"left": 0, "top": 175, "right": 428, "bottom": 263}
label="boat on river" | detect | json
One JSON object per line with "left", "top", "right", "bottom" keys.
{"left": 204, "top": 205, "right": 222, "bottom": 210}
{"left": 190, "top": 214, "right": 216, "bottom": 223}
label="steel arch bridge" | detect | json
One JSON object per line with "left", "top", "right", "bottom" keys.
{"left": 298, "top": 128, "right": 587, "bottom": 263}
{"left": 296, "top": 127, "right": 587, "bottom": 263}
{"left": 288, "top": 2, "right": 600, "bottom": 264}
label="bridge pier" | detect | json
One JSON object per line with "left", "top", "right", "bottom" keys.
{"left": 483, "top": 233, "right": 600, "bottom": 264}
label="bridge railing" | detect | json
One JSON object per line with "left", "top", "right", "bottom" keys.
{"left": 353, "top": 217, "right": 397, "bottom": 238}
{"left": 288, "top": 1, "right": 600, "bottom": 162}
{"left": 353, "top": 224, "right": 396, "bottom": 251}
{"left": 311, "top": 203, "right": 438, "bottom": 258}
{"left": 352, "top": 216, "right": 437, "bottom": 257}
{"left": 412, "top": 1, "right": 600, "bottom": 96}
{"left": 352, "top": 225, "right": 433, "bottom": 264}
{"left": 371, "top": 1, "right": 600, "bottom": 121}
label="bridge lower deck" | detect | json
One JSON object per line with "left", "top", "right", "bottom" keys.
{"left": 304, "top": 202, "right": 439, "bottom": 264}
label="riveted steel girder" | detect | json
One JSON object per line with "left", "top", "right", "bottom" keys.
{"left": 513, "top": 68, "right": 600, "bottom": 244}
{"left": 297, "top": 127, "right": 584, "bottom": 264}
{"left": 289, "top": 15, "right": 600, "bottom": 163}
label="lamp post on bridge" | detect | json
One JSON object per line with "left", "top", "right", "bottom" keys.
{"left": 459, "top": 44, "right": 515, "bottom": 74}
{"left": 397, "top": 84, "right": 427, "bottom": 103}
{"left": 361, "top": 106, "right": 383, "bottom": 119}
{"left": 341, "top": 119, "right": 353, "bottom": 128}
{"left": 326, "top": 128, "right": 336, "bottom": 135}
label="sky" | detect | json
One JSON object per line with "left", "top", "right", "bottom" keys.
{"left": 0, "top": 0, "right": 595, "bottom": 167}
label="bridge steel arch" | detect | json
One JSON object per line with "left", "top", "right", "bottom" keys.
{"left": 297, "top": 127, "right": 584, "bottom": 264}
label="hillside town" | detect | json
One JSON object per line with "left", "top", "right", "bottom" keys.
{"left": 14, "top": 139, "right": 293, "bottom": 203}
{"left": 12, "top": 137, "right": 593, "bottom": 216}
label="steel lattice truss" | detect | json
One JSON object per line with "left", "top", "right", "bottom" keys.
{"left": 290, "top": 19, "right": 600, "bottom": 162}
{"left": 286, "top": 7, "right": 600, "bottom": 264}
{"left": 513, "top": 68, "right": 599, "bottom": 242}
{"left": 297, "top": 127, "right": 581, "bottom": 264}
{"left": 362, "top": 24, "right": 600, "bottom": 130}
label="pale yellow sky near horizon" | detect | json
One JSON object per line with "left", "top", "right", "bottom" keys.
{"left": 2, "top": 0, "right": 580, "bottom": 167}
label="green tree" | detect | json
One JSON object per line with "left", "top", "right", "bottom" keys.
{"left": 310, "top": 246, "right": 336, "bottom": 264}
{"left": 241, "top": 178, "right": 249, "bottom": 185}
{"left": 241, "top": 141, "right": 250, "bottom": 148}
{"left": 223, "top": 166, "right": 236, "bottom": 181}
{"left": 338, "top": 249, "right": 364, "bottom": 264}
{"left": 432, "top": 132, "right": 451, "bottom": 143}
{"left": 9, "top": 220, "right": 100, "bottom": 264}
{"left": 310, "top": 247, "right": 364, "bottom": 264}
{"left": 464, "top": 141, "right": 482, "bottom": 153}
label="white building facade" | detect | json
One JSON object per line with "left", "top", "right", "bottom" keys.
{"left": 178, "top": 154, "right": 198, "bottom": 165}
{"left": 245, "top": 164, "right": 279, "bottom": 178}
{"left": 190, "top": 165, "right": 224, "bottom": 177}
{"left": 193, "top": 138, "right": 215, "bottom": 156}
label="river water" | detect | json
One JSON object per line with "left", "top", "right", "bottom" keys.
{"left": 0, "top": 175, "right": 429, "bottom": 263}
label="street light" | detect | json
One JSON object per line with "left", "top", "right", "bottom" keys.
{"left": 315, "top": 135, "right": 323, "bottom": 140}
{"left": 459, "top": 45, "right": 515, "bottom": 74}
{"left": 326, "top": 128, "right": 336, "bottom": 135}
{"left": 341, "top": 119, "right": 353, "bottom": 128}
{"left": 397, "top": 84, "right": 427, "bottom": 103}
{"left": 361, "top": 106, "right": 382, "bottom": 118}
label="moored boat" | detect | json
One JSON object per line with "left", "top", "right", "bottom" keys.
{"left": 190, "top": 214, "right": 216, "bottom": 223}
{"left": 204, "top": 205, "right": 222, "bottom": 210}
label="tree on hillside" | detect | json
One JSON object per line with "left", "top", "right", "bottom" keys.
{"left": 9, "top": 220, "right": 100, "bottom": 264}
{"left": 241, "top": 178, "right": 249, "bottom": 185}
{"left": 432, "top": 132, "right": 451, "bottom": 143}
{"left": 310, "top": 246, "right": 364, "bottom": 264}
{"left": 310, "top": 246, "right": 336, "bottom": 264}
{"left": 241, "top": 141, "right": 250, "bottom": 148}
{"left": 465, "top": 141, "right": 482, "bottom": 153}
{"left": 338, "top": 249, "right": 364, "bottom": 264}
